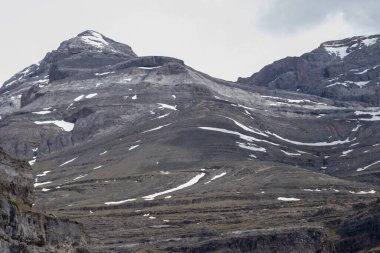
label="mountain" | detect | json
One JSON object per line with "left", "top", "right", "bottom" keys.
{"left": 1, "top": 31, "right": 380, "bottom": 252}
{"left": 238, "top": 35, "right": 380, "bottom": 105}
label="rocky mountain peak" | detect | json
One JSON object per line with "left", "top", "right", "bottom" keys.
{"left": 238, "top": 34, "right": 380, "bottom": 104}
{"left": 55, "top": 30, "right": 137, "bottom": 58}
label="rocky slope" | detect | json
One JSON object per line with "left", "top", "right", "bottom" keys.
{"left": 0, "top": 148, "right": 88, "bottom": 253}
{"left": 238, "top": 35, "right": 380, "bottom": 105}
{"left": 1, "top": 31, "right": 380, "bottom": 252}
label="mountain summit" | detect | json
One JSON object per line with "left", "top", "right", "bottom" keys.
{"left": 1, "top": 32, "right": 380, "bottom": 252}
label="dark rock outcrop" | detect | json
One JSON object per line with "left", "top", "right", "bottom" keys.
{"left": 0, "top": 149, "right": 88, "bottom": 253}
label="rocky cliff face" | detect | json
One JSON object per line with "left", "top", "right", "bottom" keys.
{"left": 0, "top": 149, "right": 88, "bottom": 253}
{"left": 238, "top": 35, "right": 380, "bottom": 105}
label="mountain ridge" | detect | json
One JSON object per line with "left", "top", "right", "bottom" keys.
{"left": 1, "top": 31, "right": 380, "bottom": 252}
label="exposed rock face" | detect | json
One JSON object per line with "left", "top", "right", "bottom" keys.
{"left": 0, "top": 149, "right": 88, "bottom": 253}
{"left": 238, "top": 35, "right": 380, "bottom": 105}
{"left": 1, "top": 31, "right": 380, "bottom": 252}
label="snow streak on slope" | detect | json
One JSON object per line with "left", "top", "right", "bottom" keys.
{"left": 143, "top": 173, "right": 205, "bottom": 200}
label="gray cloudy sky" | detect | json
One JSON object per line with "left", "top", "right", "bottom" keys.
{"left": 1, "top": 0, "right": 380, "bottom": 84}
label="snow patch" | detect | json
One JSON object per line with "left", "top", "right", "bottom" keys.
{"left": 34, "top": 120, "right": 74, "bottom": 132}
{"left": 85, "top": 93, "right": 97, "bottom": 99}
{"left": 143, "top": 123, "right": 171, "bottom": 133}
{"left": 34, "top": 181, "right": 52, "bottom": 188}
{"left": 36, "top": 171, "right": 50, "bottom": 177}
{"left": 143, "top": 173, "right": 205, "bottom": 200}
{"left": 349, "top": 190, "right": 376, "bottom": 195}
{"left": 204, "top": 172, "right": 227, "bottom": 184}
{"left": 157, "top": 103, "right": 177, "bottom": 111}
{"left": 105, "top": 198, "right": 136, "bottom": 205}
{"left": 267, "top": 132, "right": 352, "bottom": 146}
{"left": 74, "top": 95, "right": 85, "bottom": 102}
{"left": 80, "top": 31, "right": 109, "bottom": 49}
{"left": 128, "top": 145, "right": 140, "bottom": 151}
{"left": 59, "top": 157, "right": 78, "bottom": 167}
{"left": 73, "top": 174, "right": 87, "bottom": 181}
{"left": 281, "top": 150, "right": 301, "bottom": 156}
{"left": 94, "top": 71, "right": 115, "bottom": 76}
{"left": 324, "top": 46, "right": 349, "bottom": 58}
{"left": 277, "top": 197, "right": 300, "bottom": 202}
{"left": 32, "top": 110, "right": 51, "bottom": 115}
{"left": 357, "top": 160, "right": 380, "bottom": 172}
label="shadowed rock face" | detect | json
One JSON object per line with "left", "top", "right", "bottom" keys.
{"left": 1, "top": 31, "right": 380, "bottom": 252}
{"left": 238, "top": 35, "right": 380, "bottom": 105}
{"left": 0, "top": 149, "right": 88, "bottom": 253}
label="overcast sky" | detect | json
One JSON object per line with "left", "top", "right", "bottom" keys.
{"left": 1, "top": 0, "right": 380, "bottom": 84}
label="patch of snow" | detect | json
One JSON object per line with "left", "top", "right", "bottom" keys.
{"left": 59, "top": 157, "right": 79, "bottom": 167}
{"left": 85, "top": 93, "right": 97, "bottom": 99}
{"left": 303, "top": 189, "right": 321, "bottom": 192}
{"left": 352, "top": 125, "right": 361, "bottom": 132}
{"left": 142, "top": 123, "right": 171, "bottom": 133}
{"left": 73, "top": 174, "right": 88, "bottom": 181}
{"left": 355, "top": 81, "right": 370, "bottom": 88}
{"left": 5, "top": 79, "right": 18, "bottom": 87}
{"left": 349, "top": 190, "right": 376, "bottom": 194}
{"left": 99, "top": 150, "right": 108, "bottom": 155}
{"left": 199, "top": 127, "right": 278, "bottom": 146}
{"left": 143, "top": 173, "right": 205, "bottom": 200}
{"left": 160, "top": 171, "right": 170, "bottom": 175}
{"left": 34, "top": 181, "right": 52, "bottom": 188}
{"left": 32, "top": 110, "right": 51, "bottom": 115}
{"left": 204, "top": 172, "right": 227, "bottom": 184}
{"left": 93, "top": 165, "right": 103, "bottom": 170}
{"left": 157, "top": 103, "right": 177, "bottom": 111}
{"left": 132, "top": 95, "right": 137, "bottom": 100}
{"left": 277, "top": 197, "right": 300, "bottom": 202}
{"left": 94, "top": 71, "right": 115, "bottom": 76}
{"left": 74, "top": 95, "right": 85, "bottom": 102}
{"left": 41, "top": 188, "right": 51, "bottom": 192}
{"left": 341, "top": 149, "right": 353, "bottom": 156}
{"left": 237, "top": 142, "right": 266, "bottom": 152}
{"left": 34, "top": 120, "right": 75, "bottom": 131}
{"left": 81, "top": 31, "right": 109, "bottom": 49}
{"left": 28, "top": 157, "right": 36, "bottom": 166}
{"left": 267, "top": 132, "right": 352, "bottom": 146}
{"left": 156, "top": 113, "right": 170, "bottom": 119}
{"left": 354, "top": 110, "right": 380, "bottom": 121}
{"left": 225, "top": 117, "right": 268, "bottom": 137}
{"left": 128, "top": 145, "right": 140, "bottom": 151}
{"left": 138, "top": 66, "right": 161, "bottom": 70}
{"left": 324, "top": 46, "right": 349, "bottom": 58}
{"left": 172, "top": 95, "right": 176, "bottom": 99}
{"left": 357, "top": 160, "right": 380, "bottom": 172}
{"left": 281, "top": 150, "right": 301, "bottom": 156}
{"left": 362, "top": 37, "right": 378, "bottom": 47}
{"left": 104, "top": 198, "right": 136, "bottom": 205}
{"left": 36, "top": 171, "right": 51, "bottom": 177}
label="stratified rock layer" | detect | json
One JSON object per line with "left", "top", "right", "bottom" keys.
{"left": 0, "top": 149, "right": 88, "bottom": 253}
